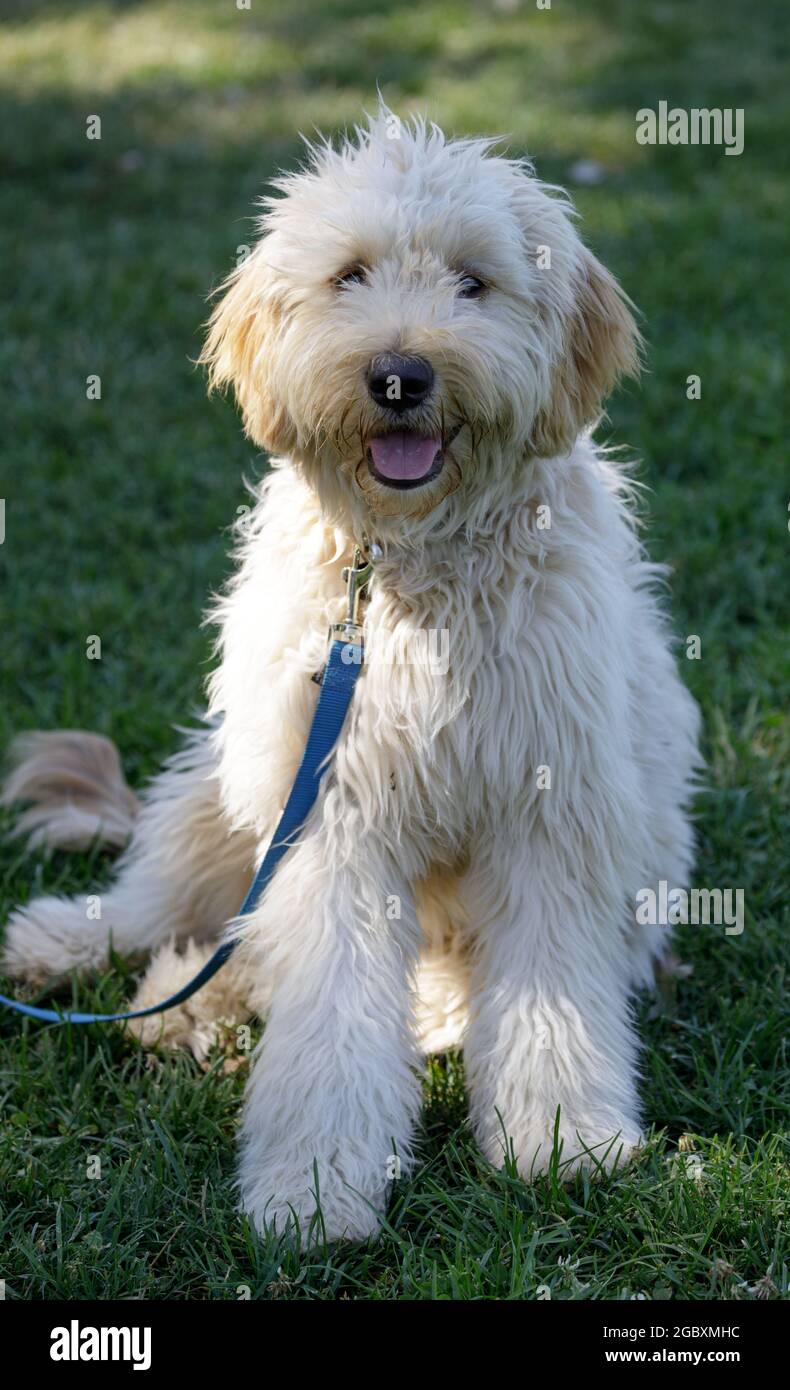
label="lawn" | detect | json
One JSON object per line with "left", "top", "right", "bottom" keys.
{"left": 0, "top": 0, "right": 787, "bottom": 1300}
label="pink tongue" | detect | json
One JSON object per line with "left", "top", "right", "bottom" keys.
{"left": 368, "top": 433, "right": 441, "bottom": 481}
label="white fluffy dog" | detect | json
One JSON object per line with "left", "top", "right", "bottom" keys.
{"left": 2, "top": 111, "right": 700, "bottom": 1243}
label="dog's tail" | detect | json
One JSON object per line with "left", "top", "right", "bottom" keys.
{"left": 2, "top": 731, "right": 140, "bottom": 852}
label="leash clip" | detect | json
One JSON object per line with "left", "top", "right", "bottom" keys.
{"left": 312, "top": 546, "right": 375, "bottom": 683}
{"left": 332, "top": 547, "right": 372, "bottom": 643}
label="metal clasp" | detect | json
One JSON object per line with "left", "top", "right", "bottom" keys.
{"left": 311, "top": 546, "right": 374, "bottom": 682}
{"left": 333, "top": 547, "right": 372, "bottom": 643}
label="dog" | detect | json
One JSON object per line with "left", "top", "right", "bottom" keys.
{"left": 2, "top": 110, "right": 701, "bottom": 1243}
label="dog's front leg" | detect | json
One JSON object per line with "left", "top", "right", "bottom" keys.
{"left": 237, "top": 808, "right": 422, "bottom": 1244}
{"left": 464, "top": 836, "right": 643, "bottom": 1179}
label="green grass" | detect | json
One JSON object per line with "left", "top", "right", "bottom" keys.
{"left": 1, "top": 0, "right": 788, "bottom": 1300}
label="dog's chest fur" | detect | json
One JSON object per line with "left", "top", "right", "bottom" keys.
{"left": 325, "top": 456, "right": 642, "bottom": 862}
{"left": 212, "top": 451, "right": 647, "bottom": 868}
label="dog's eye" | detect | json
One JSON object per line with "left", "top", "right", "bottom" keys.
{"left": 334, "top": 264, "right": 368, "bottom": 289}
{"left": 457, "top": 273, "right": 487, "bottom": 300}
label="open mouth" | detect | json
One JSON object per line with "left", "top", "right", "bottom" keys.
{"left": 366, "top": 432, "right": 444, "bottom": 490}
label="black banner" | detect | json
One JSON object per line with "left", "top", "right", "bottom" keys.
{"left": 3, "top": 1298, "right": 783, "bottom": 1375}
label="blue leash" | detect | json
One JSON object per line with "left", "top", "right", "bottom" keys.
{"left": 0, "top": 579, "right": 367, "bottom": 1027}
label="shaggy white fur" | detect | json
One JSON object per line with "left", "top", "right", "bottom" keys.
{"left": 2, "top": 110, "right": 701, "bottom": 1243}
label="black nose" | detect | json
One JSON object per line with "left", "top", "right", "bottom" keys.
{"left": 367, "top": 353, "right": 434, "bottom": 412}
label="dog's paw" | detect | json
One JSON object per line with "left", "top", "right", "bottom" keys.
{"left": 125, "top": 1002, "right": 222, "bottom": 1064}
{"left": 125, "top": 939, "right": 253, "bottom": 1062}
{"left": 1, "top": 897, "right": 108, "bottom": 985}
{"left": 487, "top": 1110, "right": 643, "bottom": 1181}
{"left": 238, "top": 1148, "right": 386, "bottom": 1245}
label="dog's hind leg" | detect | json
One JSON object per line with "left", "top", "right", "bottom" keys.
{"left": 2, "top": 725, "right": 257, "bottom": 986}
{"left": 414, "top": 868, "right": 470, "bottom": 1054}
{"left": 123, "top": 935, "right": 255, "bottom": 1061}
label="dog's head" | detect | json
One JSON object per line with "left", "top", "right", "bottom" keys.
{"left": 202, "top": 110, "right": 639, "bottom": 537}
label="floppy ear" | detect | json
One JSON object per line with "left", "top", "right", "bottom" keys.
{"left": 530, "top": 249, "right": 641, "bottom": 458}
{"left": 199, "top": 250, "right": 296, "bottom": 455}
